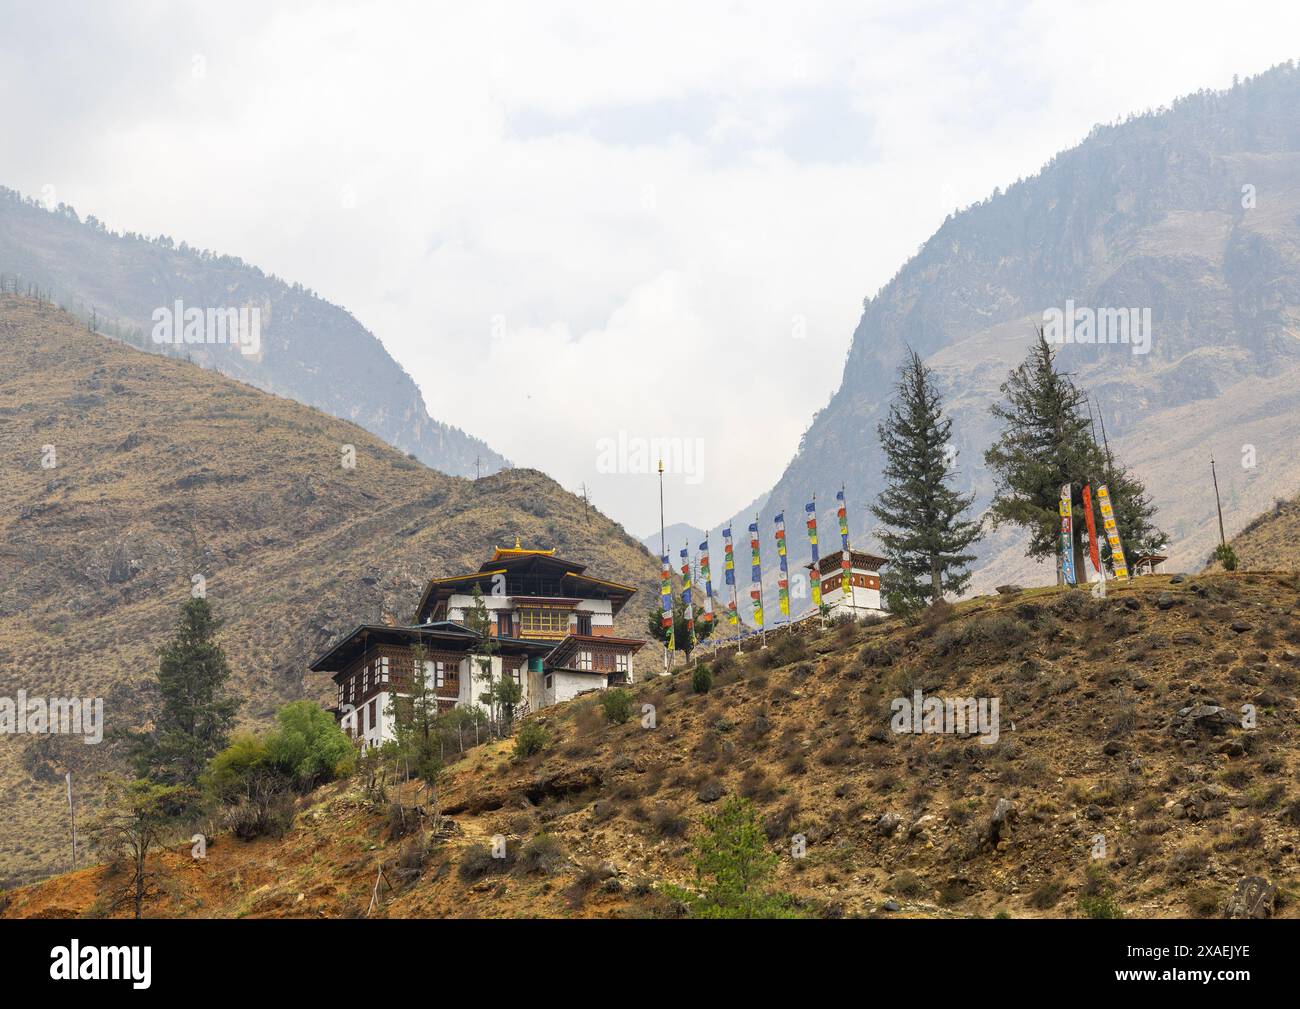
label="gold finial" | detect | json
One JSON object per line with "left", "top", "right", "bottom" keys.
{"left": 658, "top": 458, "right": 664, "bottom": 475}
{"left": 514, "top": 534, "right": 522, "bottom": 549}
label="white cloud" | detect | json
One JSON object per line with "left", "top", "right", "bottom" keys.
{"left": 3, "top": 0, "right": 1299, "bottom": 535}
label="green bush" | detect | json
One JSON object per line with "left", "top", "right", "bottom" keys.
{"left": 600, "top": 689, "right": 634, "bottom": 725}
{"left": 1078, "top": 892, "right": 1124, "bottom": 918}
{"left": 662, "top": 795, "right": 801, "bottom": 918}
{"left": 514, "top": 720, "right": 550, "bottom": 759}
{"left": 1215, "top": 543, "right": 1239, "bottom": 571}
{"left": 517, "top": 832, "right": 567, "bottom": 874}
{"left": 265, "top": 701, "right": 355, "bottom": 788}
{"left": 692, "top": 665, "right": 713, "bottom": 694}
{"left": 458, "top": 842, "right": 506, "bottom": 881}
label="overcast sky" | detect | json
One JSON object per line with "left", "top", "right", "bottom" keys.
{"left": 3, "top": 1, "right": 1299, "bottom": 536}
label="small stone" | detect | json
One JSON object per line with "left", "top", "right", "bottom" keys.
{"left": 697, "top": 779, "right": 725, "bottom": 803}
{"left": 908, "top": 814, "right": 937, "bottom": 840}
{"left": 881, "top": 899, "right": 901, "bottom": 912}
{"left": 1230, "top": 620, "right": 1254, "bottom": 634}
{"left": 876, "top": 812, "right": 901, "bottom": 837}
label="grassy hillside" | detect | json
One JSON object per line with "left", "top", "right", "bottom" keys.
{"left": 5, "top": 570, "right": 1298, "bottom": 919}
{"left": 0, "top": 186, "right": 508, "bottom": 479}
{"left": 0, "top": 296, "right": 659, "bottom": 885}
{"left": 1209, "top": 491, "right": 1300, "bottom": 572}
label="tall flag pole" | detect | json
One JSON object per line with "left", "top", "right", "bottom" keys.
{"left": 698, "top": 534, "right": 716, "bottom": 627}
{"left": 749, "top": 517, "right": 765, "bottom": 645}
{"left": 836, "top": 487, "right": 855, "bottom": 610}
{"left": 1059, "top": 482, "right": 1077, "bottom": 586}
{"left": 805, "top": 497, "right": 822, "bottom": 616}
{"left": 773, "top": 511, "right": 790, "bottom": 624}
{"left": 723, "top": 525, "right": 741, "bottom": 651}
{"left": 680, "top": 545, "right": 695, "bottom": 655}
{"left": 660, "top": 552, "right": 675, "bottom": 657}
{"left": 1096, "top": 484, "right": 1130, "bottom": 581}
{"left": 658, "top": 458, "right": 670, "bottom": 673}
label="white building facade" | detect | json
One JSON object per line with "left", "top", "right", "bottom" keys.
{"left": 314, "top": 545, "right": 646, "bottom": 749}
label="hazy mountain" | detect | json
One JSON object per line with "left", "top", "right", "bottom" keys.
{"left": 0, "top": 186, "right": 507, "bottom": 479}
{"left": 736, "top": 64, "right": 1300, "bottom": 593}
{"left": 0, "top": 296, "right": 658, "bottom": 884}
{"left": 640, "top": 522, "right": 709, "bottom": 559}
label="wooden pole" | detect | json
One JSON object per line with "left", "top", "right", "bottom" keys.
{"left": 658, "top": 458, "right": 669, "bottom": 675}
{"left": 1211, "top": 456, "right": 1227, "bottom": 549}
{"left": 66, "top": 771, "right": 76, "bottom": 870}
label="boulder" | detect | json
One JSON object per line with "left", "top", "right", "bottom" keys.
{"left": 697, "top": 779, "right": 725, "bottom": 803}
{"left": 1224, "top": 876, "right": 1276, "bottom": 919}
{"left": 1171, "top": 704, "right": 1238, "bottom": 739}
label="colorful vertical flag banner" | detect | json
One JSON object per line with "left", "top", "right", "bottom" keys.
{"left": 1081, "top": 483, "right": 1102, "bottom": 578}
{"left": 773, "top": 512, "right": 790, "bottom": 617}
{"left": 698, "top": 537, "right": 715, "bottom": 623}
{"left": 1059, "top": 482, "right": 1077, "bottom": 586}
{"left": 805, "top": 501, "right": 822, "bottom": 608}
{"left": 660, "top": 554, "right": 674, "bottom": 651}
{"left": 836, "top": 488, "right": 851, "bottom": 597}
{"left": 1096, "top": 484, "right": 1130, "bottom": 580}
{"left": 722, "top": 526, "right": 738, "bottom": 625}
{"left": 748, "top": 521, "right": 764, "bottom": 628}
{"left": 679, "top": 547, "right": 695, "bottom": 650}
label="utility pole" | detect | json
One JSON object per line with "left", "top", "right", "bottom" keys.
{"left": 1211, "top": 455, "right": 1227, "bottom": 550}
{"left": 658, "top": 458, "right": 668, "bottom": 676}
{"left": 66, "top": 771, "right": 77, "bottom": 871}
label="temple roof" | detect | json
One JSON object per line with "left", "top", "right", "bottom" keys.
{"left": 805, "top": 549, "right": 888, "bottom": 575}
{"left": 413, "top": 546, "right": 637, "bottom": 623}
{"left": 309, "top": 621, "right": 549, "bottom": 676}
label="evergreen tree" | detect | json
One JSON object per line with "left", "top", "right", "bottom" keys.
{"left": 136, "top": 597, "right": 240, "bottom": 788}
{"left": 645, "top": 588, "right": 714, "bottom": 661}
{"left": 386, "top": 642, "right": 445, "bottom": 818}
{"left": 985, "top": 331, "right": 1165, "bottom": 580}
{"left": 464, "top": 584, "right": 502, "bottom": 734}
{"left": 663, "top": 796, "right": 800, "bottom": 918}
{"left": 870, "top": 349, "right": 983, "bottom": 612}
{"left": 89, "top": 777, "right": 190, "bottom": 918}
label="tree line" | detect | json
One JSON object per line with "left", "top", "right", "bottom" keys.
{"left": 871, "top": 329, "right": 1165, "bottom": 615}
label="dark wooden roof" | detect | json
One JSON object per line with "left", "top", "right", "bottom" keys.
{"left": 546, "top": 633, "right": 646, "bottom": 671}
{"left": 309, "top": 621, "right": 548, "bottom": 677}
{"left": 805, "top": 549, "right": 888, "bottom": 575}
{"left": 413, "top": 551, "right": 637, "bottom": 623}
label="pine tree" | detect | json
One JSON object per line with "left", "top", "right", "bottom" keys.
{"left": 135, "top": 597, "right": 240, "bottom": 788}
{"left": 985, "top": 331, "right": 1165, "bottom": 581}
{"left": 465, "top": 584, "right": 502, "bottom": 735}
{"left": 89, "top": 777, "right": 190, "bottom": 918}
{"left": 645, "top": 587, "right": 714, "bottom": 661}
{"left": 870, "top": 349, "right": 983, "bottom": 612}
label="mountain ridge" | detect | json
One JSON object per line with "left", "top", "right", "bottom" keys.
{"left": 0, "top": 296, "right": 659, "bottom": 885}
{"left": 722, "top": 63, "right": 1300, "bottom": 596}
{"left": 0, "top": 185, "right": 507, "bottom": 480}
